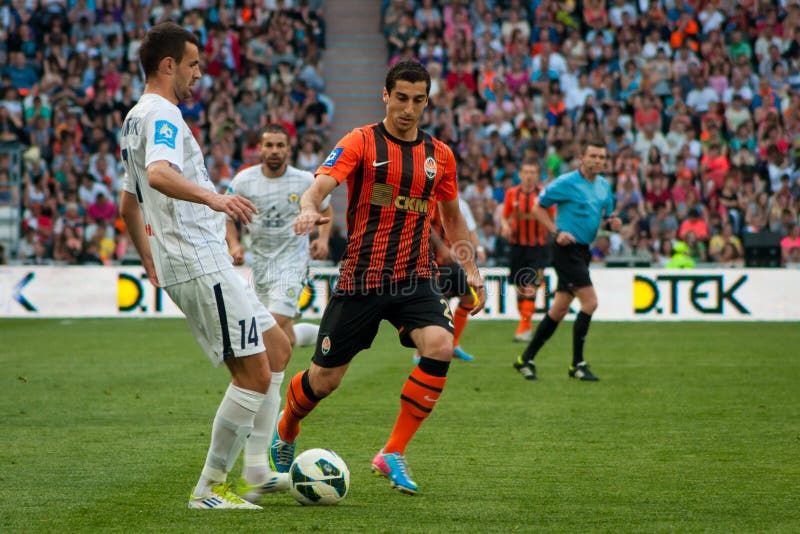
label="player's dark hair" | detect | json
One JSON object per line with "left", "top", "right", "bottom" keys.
{"left": 139, "top": 21, "right": 200, "bottom": 79}
{"left": 521, "top": 156, "right": 540, "bottom": 168}
{"left": 385, "top": 60, "right": 431, "bottom": 95}
{"left": 581, "top": 137, "right": 607, "bottom": 154}
{"left": 262, "top": 123, "right": 291, "bottom": 141}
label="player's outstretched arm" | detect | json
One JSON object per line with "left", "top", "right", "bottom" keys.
{"left": 295, "top": 175, "right": 337, "bottom": 235}
{"left": 438, "top": 198, "right": 486, "bottom": 315}
{"left": 146, "top": 160, "right": 258, "bottom": 224}
{"left": 119, "top": 190, "right": 160, "bottom": 287}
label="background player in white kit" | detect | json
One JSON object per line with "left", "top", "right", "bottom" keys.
{"left": 225, "top": 123, "right": 332, "bottom": 501}
{"left": 117, "top": 21, "right": 291, "bottom": 510}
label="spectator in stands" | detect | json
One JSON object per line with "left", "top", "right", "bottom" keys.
{"left": 782, "top": 223, "right": 800, "bottom": 265}
{"left": 0, "top": 103, "right": 24, "bottom": 144}
{"left": 86, "top": 191, "right": 116, "bottom": 225}
{"left": 709, "top": 222, "right": 744, "bottom": 263}
{"left": 665, "top": 240, "right": 696, "bottom": 269}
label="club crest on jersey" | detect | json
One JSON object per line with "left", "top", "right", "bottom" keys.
{"left": 288, "top": 193, "right": 299, "bottom": 204}
{"left": 424, "top": 157, "right": 437, "bottom": 180}
{"left": 320, "top": 335, "right": 331, "bottom": 355}
{"left": 154, "top": 120, "right": 178, "bottom": 149}
{"left": 322, "top": 147, "right": 343, "bottom": 167}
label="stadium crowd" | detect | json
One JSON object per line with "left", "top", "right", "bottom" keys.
{"left": 1, "top": 0, "right": 800, "bottom": 268}
{"left": 0, "top": 0, "right": 329, "bottom": 265}
{"left": 382, "top": 0, "right": 800, "bottom": 268}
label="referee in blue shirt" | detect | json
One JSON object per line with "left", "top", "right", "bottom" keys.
{"left": 514, "top": 138, "right": 621, "bottom": 381}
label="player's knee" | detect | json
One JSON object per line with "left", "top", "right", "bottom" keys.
{"left": 425, "top": 335, "right": 454, "bottom": 360}
{"left": 583, "top": 298, "right": 598, "bottom": 314}
{"left": 518, "top": 286, "right": 537, "bottom": 299}
{"left": 237, "top": 356, "right": 271, "bottom": 393}
{"left": 308, "top": 366, "right": 343, "bottom": 398}
{"left": 272, "top": 336, "right": 293, "bottom": 372}
{"left": 264, "top": 325, "right": 292, "bottom": 372}
{"left": 549, "top": 306, "right": 569, "bottom": 322}
{"left": 285, "top": 329, "right": 297, "bottom": 349}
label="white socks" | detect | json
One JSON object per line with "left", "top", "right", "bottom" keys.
{"left": 194, "top": 384, "right": 265, "bottom": 497}
{"left": 243, "top": 371, "right": 285, "bottom": 484}
{"left": 293, "top": 322, "right": 319, "bottom": 347}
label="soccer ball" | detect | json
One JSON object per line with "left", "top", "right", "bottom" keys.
{"left": 289, "top": 448, "right": 350, "bottom": 505}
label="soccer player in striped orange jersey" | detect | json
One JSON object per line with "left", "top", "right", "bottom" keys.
{"left": 269, "top": 61, "right": 486, "bottom": 495}
{"left": 501, "top": 158, "right": 553, "bottom": 342}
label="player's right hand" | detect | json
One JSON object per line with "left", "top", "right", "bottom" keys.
{"left": 143, "top": 258, "right": 161, "bottom": 288}
{"left": 294, "top": 209, "right": 331, "bottom": 235}
{"left": 466, "top": 271, "right": 487, "bottom": 316}
{"left": 209, "top": 193, "right": 258, "bottom": 224}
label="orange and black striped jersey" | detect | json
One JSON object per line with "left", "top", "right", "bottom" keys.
{"left": 315, "top": 121, "right": 458, "bottom": 291}
{"left": 502, "top": 185, "right": 553, "bottom": 246}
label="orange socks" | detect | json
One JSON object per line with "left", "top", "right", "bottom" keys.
{"left": 517, "top": 298, "right": 535, "bottom": 334}
{"left": 277, "top": 370, "right": 320, "bottom": 443}
{"left": 452, "top": 302, "right": 474, "bottom": 346}
{"left": 384, "top": 365, "right": 447, "bottom": 455}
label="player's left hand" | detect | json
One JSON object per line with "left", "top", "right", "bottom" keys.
{"left": 209, "top": 193, "right": 258, "bottom": 224}
{"left": 466, "top": 271, "right": 486, "bottom": 316}
{"left": 309, "top": 238, "right": 329, "bottom": 260}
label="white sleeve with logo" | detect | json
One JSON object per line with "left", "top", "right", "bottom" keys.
{"left": 144, "top": 103, "right": 185, "bottom": 172}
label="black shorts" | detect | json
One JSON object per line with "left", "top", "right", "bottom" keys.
{"left": 436, "top": 263, "right": 469, "bottom": 298}
{"left": 509, "top": 244, "right": 549, "bottom": 287}
{"left": 551, "top": 243, "right": 592, "bottom": 293}
{"left": 312, "top": 278, "right": 455, "bottom": 368}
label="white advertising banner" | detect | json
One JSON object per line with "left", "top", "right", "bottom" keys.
{"left": 0, "top": 266, "right": 798, "bottom": 321}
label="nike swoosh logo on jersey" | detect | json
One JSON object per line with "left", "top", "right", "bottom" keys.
{"left": 424, "top": 395, "right": 439, "bottom": 403}
{"left": 372, "top": 160, "right": 391, "bottom": 167}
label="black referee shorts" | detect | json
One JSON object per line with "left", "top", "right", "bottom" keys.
{"left": 509, "top": 244, "right": 549, "bottom": 288}
{"left": 551, "top": 242, "right": 592, "bottom": 293}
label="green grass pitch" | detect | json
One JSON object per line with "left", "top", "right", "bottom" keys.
{"left": 1, "top": 319, "right": 799, "bottom": 532}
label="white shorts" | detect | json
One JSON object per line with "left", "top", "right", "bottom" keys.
{"left": 166, "top": 269, "right": 277, "bottom": 367}
{"left": 253, "top": 268, "right": 305, "bottom": 319}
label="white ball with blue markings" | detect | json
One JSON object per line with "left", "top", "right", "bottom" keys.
{"left": 289, "top": 448, "right": 350, "bottom": 505}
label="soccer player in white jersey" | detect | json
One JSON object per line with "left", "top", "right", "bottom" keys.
{"left": 225, "top": 122, "right": 332, "bottom": 502}
{"left": 117, "top": 21, "right": 291, "bottom": 510}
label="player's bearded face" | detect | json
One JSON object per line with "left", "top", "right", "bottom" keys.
{"left": 384, "top": 80, "right": 428, "bottom": 138}
{"left": 260, "top": 132, "right": 290, "bottom": 173}
{"left": 174, "top": 43, "right": 201, "bottom": 101}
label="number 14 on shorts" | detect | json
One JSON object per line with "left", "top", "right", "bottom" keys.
{"left": 238, "top": 317, "right": 259, "bottom": 349}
